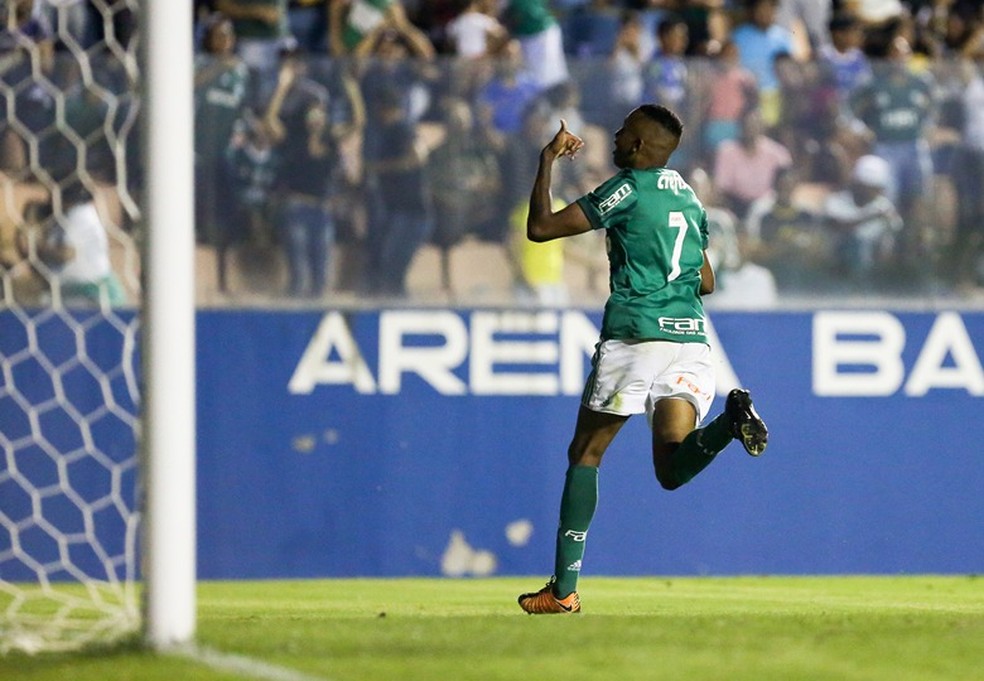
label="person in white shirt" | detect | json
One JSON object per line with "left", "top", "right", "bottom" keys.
{"left": 702, "top": 207, "right": 778, "bottom": 310}
{"left": 446, "top": 0, "right": 508, "bottom": 59}
{"left": 52, "top": 182, "right": 126, "bottom": 306}
{"left": 823, "top": 154, "right": 903, "bottom": 277}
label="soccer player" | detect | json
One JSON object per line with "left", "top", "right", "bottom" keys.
{"left": 517, "top": 105, "right": 769, "bottom": 615}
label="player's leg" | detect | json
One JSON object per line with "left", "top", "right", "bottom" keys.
{"left": 518, "top": 407, "right": 627, "bottom": 614}
{"left": 652, "top": 393, "right": 738, "bottom": 489}
{"left": 649, "top": 343, "right": 768, "bottom": 489}
{"left": 652, "top": 388, "right": 769, "bottom": 490}
{"left": 555, "top": 407, "right": 627, "bottom": 590}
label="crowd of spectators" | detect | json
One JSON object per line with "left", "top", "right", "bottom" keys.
{"left": 2, "top": 0, "right": 984, "bottom": 307}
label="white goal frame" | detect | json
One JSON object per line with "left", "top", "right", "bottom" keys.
{"left": 140, "top": 0, "right": 196, "bottom": 650}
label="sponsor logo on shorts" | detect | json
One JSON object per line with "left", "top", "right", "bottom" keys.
{"left": 658, "top": 316, "right": 705, "bottom": 335}
{"left": 599, "top": 183, "right": 632, "bottom": 214}
{"left": 675, "top": 375, "right": 711, "bottom": 401}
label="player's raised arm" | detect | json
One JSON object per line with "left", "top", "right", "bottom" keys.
{"left": 527, "top": 119, "right": 592, "bottom": 243}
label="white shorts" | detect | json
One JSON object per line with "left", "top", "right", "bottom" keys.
{"left": 581, "top": 339, "right": 715, "bottom": 426}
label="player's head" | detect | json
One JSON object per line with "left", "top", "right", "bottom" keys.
{"left": 613, "top": 105, "right": 683, "bottom": 169}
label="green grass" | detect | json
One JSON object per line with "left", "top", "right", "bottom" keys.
{"left": 3, "top": 576, "right": 983, "bottom": 680}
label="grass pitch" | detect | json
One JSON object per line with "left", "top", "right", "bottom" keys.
{"left": 3, "top": 576, "right": 982, "bottom": 681}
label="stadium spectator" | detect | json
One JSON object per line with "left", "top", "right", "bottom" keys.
{"left": 425, "top": 96, "right": 503, "bottom": 291}
{"left": 701, "top": 207, "right": 778, "bottom": 309}
{"left": 712, "top": 107, "right": 793, "bottom": 220}
{"left": 645, "top": 13, "right": 690, "bottom": 113}
{"left": 362, "top": 88, "right": 433, "bottom": 297}
{"left": 847, "top": 0, "right": 905, "bottom": 28}
{"left": 475, "top": 38, "right": 544, "bottom": 137}
{"left": 698, "top": 38, "right": 759, "bottom": 158}
{"left": 225, "top": 113, "right": 280, "bottom": 290}
{"left": 195, "top": 12, "right": 251, "bottom": 293}
{"left": 645, "top": 13, "right": 694, "bottom": 165}
{"left": 561, "top": 0, "right": 623, "bottom": 58}
{"left": 214, "top": 0, "right": 293, "bottom": 107}
{"left": 507, "top": 197, "right": 569, "bottom": 306}
{"left": 730, "top": 0, "right": 796, "bottom": 127}
{"left": 772, "top": 52, "right": 851, "bottom": 185}
{"left": 743, "top": 165, "right": 830, "bottom": 291}
{"left": 774, "top": 0, "right": 832, "bottom": 53}
{"left": 329, "top": 0, "right": 435, "bottom": 59}
{"left": 264, "top": 47, "right": 364, "bottom": 297}
{"left": 36, "top": 0, "right": 99, "bottom": 54}
{"left": 443, "top": 0, "right": 510, "bottom": 98}
{"left": 603, "top": 10, "right": 650, "bottom": 129}
{"left": 818, "top": 12, "right": 873, "bottom": 105}
{"left": 288, "top": 0, "right": 329, "bottom": 53}
{"left": 356, "top": 22, "right": 438, "bottom": 125}
{"left": 498, "top": 98, "right": 553, "bottom": 229}
{"left": 501, "top": 0, "right": 570, "bottom": 89}
{"left": 445, "top": 0, "right": 508, "bottom": 59}
{"left": 0, "top": 0, "right": 56, "bottom": 176}
{"left": 822, "top": 154, "right": 903, "bottom": 281}
{"left": 849, "top": 34, "right": 936, "bottom": 261}
{"left": 1, "top": 182, "right": 49, "bottom": 301}
{"left": 940, "top": 57, "right": 984, "bottom": 291}
{"left": 45, "top": 181, "right": 127, "bottom": 307}
{"left": 923, "top": 0, "right": 984, "bottom": 59}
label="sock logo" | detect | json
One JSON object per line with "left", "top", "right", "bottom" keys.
{"left": 566, "top": 560, "right": 582, "bottom": 572}
{"left": 564, "top": 530, "right": 587, "bottom": 542}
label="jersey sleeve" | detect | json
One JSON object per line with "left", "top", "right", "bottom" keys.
{"left": 575, "top": 170, "right": 638, "bottom": 232}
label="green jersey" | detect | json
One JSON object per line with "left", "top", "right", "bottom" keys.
{"left": 576, "top": 167, "right": 709, "bottom": 343}
{"left": 228, "top": 0, "right": 288, "bottom": 40}
{"left": 850, "top": 67, "right": 935, "bottom": 143}
{"left": 503, "top": 0, "right": 556, "bottom": 37}
{"left": 342, "top": 0, "right": 393, "bottom": 51}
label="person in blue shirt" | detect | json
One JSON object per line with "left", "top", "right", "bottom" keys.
{"left": 730, "top": 0, "right": 794, "bottom": 127}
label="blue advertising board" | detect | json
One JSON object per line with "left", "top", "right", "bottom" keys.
{"left": 3, "top": 308, "right": 983, "bottom": 580}
{"left": 196, "top": 308, "right": 983, "bottom": 578}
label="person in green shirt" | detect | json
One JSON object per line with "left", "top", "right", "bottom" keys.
{"left": 328, "top": 0, "right": 434, "bottom": 59}
{"left": 517, "top": 105, "right": 770, "bottom": 615}
{"left": 501, "top": 0, "right": 569, "bottom": 88}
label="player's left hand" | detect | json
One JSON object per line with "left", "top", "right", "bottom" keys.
{"left": 544, "top": 119, "right": 584, "bottom": 161}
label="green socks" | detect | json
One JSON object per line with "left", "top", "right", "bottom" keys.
{"left": 667, "top": 410, "right": 734, "bottom": 486}
{"left": 549, "top": 415, "right": 735, "bottom": 596}
{"left": 552, "top": 465, "right": 598, "bottom": 598}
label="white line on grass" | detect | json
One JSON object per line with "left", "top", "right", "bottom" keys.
{"left": 173, "top": 644, "right": 330, "bottom": 681}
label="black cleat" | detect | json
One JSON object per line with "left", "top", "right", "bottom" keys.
{"left": 726, "top": 389, "right": 768, "bottom": 456}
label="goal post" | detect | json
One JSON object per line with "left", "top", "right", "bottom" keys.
{"left": 0, "top": 0, "right": 197, "bottom": 653}
{"left": 140, "top": 0, "right": 197, "bottom": 650}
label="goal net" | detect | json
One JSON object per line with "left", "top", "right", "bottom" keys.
{"left": 0, "top": 0, "right": 144, "bottom": 653}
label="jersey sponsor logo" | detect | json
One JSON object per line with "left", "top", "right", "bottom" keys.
{"left": 599, "top": 183, "right": 632, "bottom": 214}
{"left": 658, "top": 316, "right": 706, "bottom": 336}
{"left": 657, "top": 171, "right": 688, "bottom": 193}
